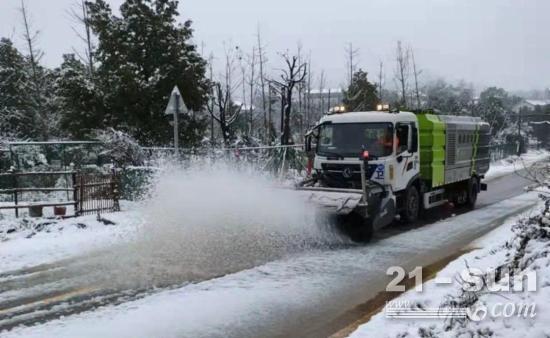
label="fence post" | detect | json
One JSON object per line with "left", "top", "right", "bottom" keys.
{"left": 12, "top": 171, "right": 18, "bottom": 218}
{"left": 72, "top": 171, "right": 78, "bottom": 216}
{"left": 79, "top": 173, "right": 84, "bottom": 216}
{"left": 112, "top": 168, "right": 120, "bottom": 212}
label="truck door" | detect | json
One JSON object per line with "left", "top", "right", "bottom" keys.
{"left": 394, "top": 122, "right": 420, "bottom": 192}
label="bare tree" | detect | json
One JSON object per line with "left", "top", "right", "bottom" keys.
{"left": 207, "top": 83, "right": 242, "bottom": 147}
{"left": 305, "top": 53, "right": 313, "bottom": 128}
{"left": 271, "top": 52, "right": 307, "bottom": 145}
{"left": 245, "top": 47, "right": 257, "bottom": 137}
{"left": 267, "top": 82, "right": 276, "bottom": 142}
{"left": 237, "top": 45, "right": 246, "bottom": 113}
{"left": 296, "top": 42, "right": 306, "bottom": 135}
{"left": 410, "top": 47, "right": 422, "bottom": 109}
{"left": 378, "top": 61, "right": 384, "bottom": 101}
{"left": 206, "top": 53, "right": 216, "bottom": 145}
{"left": 206, "top": 44, "right": 243, "bottom": 147}
{"left": 318, "top": 70, "right": 326, "bottom": 114}
{"left": 345, "top": 42, "right": 359, "bottom": 88}
{"left": 68, "top": 0, "right": 95, "bottom": 76}
{"left": 19, "top": 0, "right": 47, "bottom": 139}
{"left": 256, "top": 25, "right": 269, "bottom": 141}
{"left": 394, "top": 40, "right": 410, "bottom": 108}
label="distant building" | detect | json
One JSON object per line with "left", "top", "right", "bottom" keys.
{"left": 512, "top": 99, "right": 550, "bottom": 113}
{"left": 307, "top": 88, "right": 344, "bottom": 113}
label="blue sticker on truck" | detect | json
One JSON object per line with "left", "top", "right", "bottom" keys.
{"left": 374, "top": 164, "right": 385, "bottom": 179}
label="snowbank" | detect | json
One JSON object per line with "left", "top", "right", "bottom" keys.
{"left": 349, "top": 197, "right": 550, "bottom": 338}
{"left": 0, "top": 202, "right": 141, "bottom": 272}
{"left": 485, "top": 149, "right": 550, "bottom": 180}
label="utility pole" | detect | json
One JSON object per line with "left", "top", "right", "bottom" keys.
{"left": 378, "top": 61, "right": 384, "bottom": 102}
{"left": 517, "top": 110, "right": 522, "bottom": 155}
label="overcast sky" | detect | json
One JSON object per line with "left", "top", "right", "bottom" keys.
{"left": 1, "top": 0, "right": 548, "bottom": 92}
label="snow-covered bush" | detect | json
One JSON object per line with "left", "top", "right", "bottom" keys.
{"left": 94, "top": 128, "right": 145, "bottom": 168}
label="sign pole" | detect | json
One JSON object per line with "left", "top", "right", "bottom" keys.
{"left": 174, "top": 90, "right": 180, "bottom": 153}
{"left": 165, "top": 86, "right": 189, "bottom": 155}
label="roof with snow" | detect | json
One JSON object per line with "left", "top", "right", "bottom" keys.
{"left": 308, "top": 88, "right": 343, "bottom": 95}
{"left": 232, "top": 101, "right": 256, "bottom": 111}
{"left": 525, "top": 99, "right": 550, "bottom": 106}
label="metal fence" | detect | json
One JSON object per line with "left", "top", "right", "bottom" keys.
{"left": 0, "top": 141, "right": 104, "bottom": 172}
{"left": 489, "top": 143, "right": 520, "bottom": 162}
{"left": 75, "top": 171, "right": 120, "bottom": 216}
{"left": 0, "top": 170, "right": 119, "bottom": 218}
{"left": 0, "top": 171, "right": 76, "bottom": 218}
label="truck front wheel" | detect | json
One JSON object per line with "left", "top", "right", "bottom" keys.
{"left": 337, "top": 213, "right": 374, "bottom": 243}
{"left": 400, "top": 185, "right": 420, "bottom": 223}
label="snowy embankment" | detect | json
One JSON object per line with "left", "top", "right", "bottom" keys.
{"left": 0, "top": 202, "right": 141, "bottom": 273}
{"left": 349, "top": 196, "right": 550, "bottom": 338}
{"left": 485, "top": 149, "right": 549, "bottom": 180}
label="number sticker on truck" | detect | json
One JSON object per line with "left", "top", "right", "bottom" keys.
{"left": 375, "top": 164, "right": 385, "bottom": 179}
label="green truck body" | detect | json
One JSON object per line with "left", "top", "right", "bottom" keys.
{"left": 418, "top": 113, "right": 491, "bottom": 189}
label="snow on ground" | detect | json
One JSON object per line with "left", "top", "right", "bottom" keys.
{"left": 1, "top": 191, "right": 541, "bottom": 338}
{"left": 349, "top": 197, "right": 550, "bottom": 338}
{"left": 0, "top": 201, "right": 141, "bottom": 272}
{"left": 485, "top": 149, "right": 550, "bottom": 180}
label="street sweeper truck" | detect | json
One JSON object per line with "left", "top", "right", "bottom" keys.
{"left": 298, "top": 108, "right": 490, "bottom": 242}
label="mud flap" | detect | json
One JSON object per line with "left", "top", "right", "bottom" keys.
{"left": 369, "top": 194, "right": 396, "bottom": 230}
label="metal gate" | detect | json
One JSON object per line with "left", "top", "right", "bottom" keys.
{"left": 75, "top": 171, "right": 120, "bottom": 216}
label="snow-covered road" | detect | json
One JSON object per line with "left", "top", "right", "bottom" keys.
{"left": 1, "top": 169, "right": 540, "bottom": 338}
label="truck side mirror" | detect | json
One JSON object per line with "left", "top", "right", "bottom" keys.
{"left": 409, "top": 124, "right": 418, "bottom": 153}
{"left": 305, "top": 135, "right": 312, "bottom": 152}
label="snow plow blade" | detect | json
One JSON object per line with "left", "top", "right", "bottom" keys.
{"left": 294, "top": 187, "right": 364, "bottom": 215}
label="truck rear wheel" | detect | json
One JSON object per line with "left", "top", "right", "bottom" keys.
{"left": 400, "top": 185, "right": 420, "bottom": 223}
{"left": 466, "top": 177, "right": 479, "bottom": 209}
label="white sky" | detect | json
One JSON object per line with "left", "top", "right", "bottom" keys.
{"left": 0, "top": 0, "right": 549, "bottom": 91}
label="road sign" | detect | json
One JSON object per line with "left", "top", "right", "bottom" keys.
{"left": 164, "top": 86, "right": 189, "bottom": 153}
{"left": 164, "top": 86, "right": 189, "bottom": 116}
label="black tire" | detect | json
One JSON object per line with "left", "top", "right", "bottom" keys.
{"left": 400, "top": 185, "right": 420, "bottom": 223}
{"left": 466, "top": 177, "right": 479, "bottom": 209}
{"left": 337, "top": 213, "right": 374, "bottom": 243}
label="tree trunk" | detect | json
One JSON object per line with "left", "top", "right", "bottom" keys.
{"left": 282, "top": 88, "right": 293, "bottom": 145}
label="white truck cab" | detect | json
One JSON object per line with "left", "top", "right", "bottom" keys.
{"left": 311, "top": 111, "right": 419, "bottom": 193}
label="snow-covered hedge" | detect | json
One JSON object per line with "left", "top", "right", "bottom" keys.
{"left": 94, "top": 128, "right": 145, "bottom": 168}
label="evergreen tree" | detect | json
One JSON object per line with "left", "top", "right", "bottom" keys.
{"left": 474, "top": 87, "right": 513, "bottom": 136}
{"left": 343, "top": 69, "right": 379, "bottom": 111}
{"left": 55, "top": 54, "right": 104, "bottom": 138}
{"left": 425, "top": 79, "right": 474, "bottom": 114}
{"left": 86, "top": 0, "right": 210, "bottom": 146}
{"left": 0, "top": 38, "right": 33, "bottom": 138}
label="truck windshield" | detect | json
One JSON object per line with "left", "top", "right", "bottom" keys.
{"left": 317, "top": 122, "right": 394, "bottom": 158}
